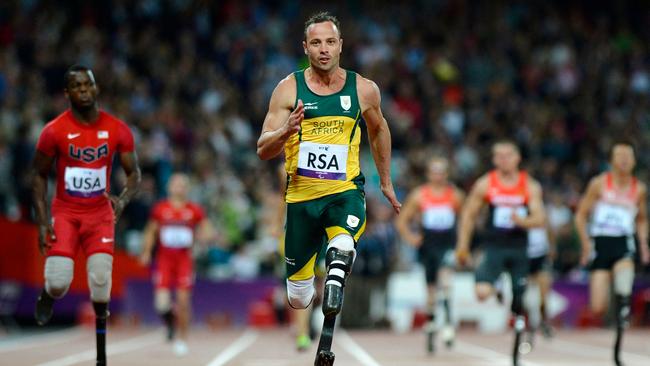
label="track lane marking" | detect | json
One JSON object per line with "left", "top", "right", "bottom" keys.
{"left": 336, "top": 330, "right": 382, "bottom": 366}
{"left": 205, "top": 329, "right": 259, "bottom": 366}
{"left": 34, "top": 330, "right": 161, "bottom": 366}
{"left": 0, "top": 327, "right": 84, "bottom": 353}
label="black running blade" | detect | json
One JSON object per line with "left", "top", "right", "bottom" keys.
{"left": 614, "top": 326, "right": 624, "bottom": 366}
{"left": 317, "top": 316, "right": 336, "bottom": 352}
{"left": 513, "top": 329, "right": 523, "bottom": 366}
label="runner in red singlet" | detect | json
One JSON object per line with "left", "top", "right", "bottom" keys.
{"left": 396, "top": 156, "right": 464, "bottom": 353}
{"left": 575, "top": 141, "right": 649, "bottom": 365}
{"left": 140, "top": 173, "right": 215, "bottom": 356}
{"left": 32, "top": 65, "right": 141, "bottom": 366}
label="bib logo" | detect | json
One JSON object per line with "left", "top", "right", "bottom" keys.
{"left": 69, "top": 143, "right": 109, "bottom": 163}
{"left": 340, "top": 95, "right": 351, "bottom": 111}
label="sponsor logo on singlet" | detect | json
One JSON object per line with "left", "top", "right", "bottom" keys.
{"left": 304, "top": 102, "right": 319, "bottom": 110}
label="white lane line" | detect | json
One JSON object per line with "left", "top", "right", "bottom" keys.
{"left": 552, "top": 338, "right": 650, "bottom": 363}
{"left": 336, "top": 330, "right": 382, "bottom": 366}
{"left": 0, "top": 328, "right": 84, "bottom": 353}
{"left": 34, "top": 331, "right": 161, "bottom": 366}
{"left": 455, "top": 339, "right": 545, "bottom": 366}
{"left": 242, "top": 360, "right": 292, "bottom": 366}
{"left": 205, "top": 329, "right": 259, "bottom": 366}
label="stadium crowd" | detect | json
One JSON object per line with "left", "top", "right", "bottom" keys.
{"left": 0, "top": 0, "right": 648, "bottom": 279}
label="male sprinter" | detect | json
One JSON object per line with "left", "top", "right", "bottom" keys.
{"left": 140, "top": 173, "right": 215, "bottom": 356}
{"left": 575, "top": 142, "right": 649, "bottom": 366}
{"left": 33, "top": 65, "right": 141, "bottom": 366}
{"left": 456, "top": 140, "right": 545, "bottom": 366}
{"left": 256, "top": 12, "right": 400, "bottom": 365}
{"left": 395, "top": 156, "right": 464, "bottom": 353}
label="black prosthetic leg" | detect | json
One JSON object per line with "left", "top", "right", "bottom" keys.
{"left": 93, "top": 302, "right": 109, "bottom": 366}
{"left": 314, "top": 247, "right": 354, "bottom": 366}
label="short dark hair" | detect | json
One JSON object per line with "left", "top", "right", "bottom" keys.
{"left": 304, "top": 11, "right": 341, "bottom": 40}
{"left": 63, "top": 64, "right": 93, "bottom": 89}
{"left": 492, "top": 139, "right": 520, "bottom": 154}
{"left": 609, "top": 139, "right": 636, "bottom": 159}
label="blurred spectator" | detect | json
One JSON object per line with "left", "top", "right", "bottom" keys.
{"left": 1, "top": 0, "right": 649, "bottom": 279}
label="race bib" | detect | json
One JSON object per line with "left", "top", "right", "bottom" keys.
{"left": 591, "top": 202, "right": 635, "bottom": 236}
{"left": 160, "top": 225, "right": 194, "bottom": 248}
{"left": 64, "top": 166, "right": 107, "bottom": 198}
{"left": 527, "top": 228, "right": 549, "bottom": 257}
{"left": 422, "top": 206, "right": 455, "bottom": 230}
{"left": 297, "top": 142, "right": 348, "bottom": 181}
{"left": 493, "top": 206, "right": 527, "bottom": 229}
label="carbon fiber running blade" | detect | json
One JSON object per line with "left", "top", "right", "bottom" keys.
{"left": 513, "top": 329, "right": 523, "bottom": 366}
{"left": 316, "top": 316, "right": 336, "bottom": 352}
{"left": 614, "top": 325, "right": 624, "bottom": 366}
{"left": 315, "top": 316, "right": 336, "bottom": 365}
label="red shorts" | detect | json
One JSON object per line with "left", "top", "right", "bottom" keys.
{"left": 153, "top": 248, "right": 194, "bottom": 290}
{"left": 48, "top": 201, "right": 115, "bottom": 258}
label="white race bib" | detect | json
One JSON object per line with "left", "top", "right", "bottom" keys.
{"left": 493, "top": 206, "right": 527, "bottom": 229}
{"left": 297, "top": 142, "right": 348, "bottom": 181}
{"left": 422, "top": 206, "right": 455, "bottom": 231}
{"left": 591, "top": 202, "right": 635, "bottom": 236}
{"left": 64, "top": 166, "right": 107, "bottom": 198}
{"left": 160, "top": 225, "right": 194, "bottom": 248}
{"left": 527, "top": 228, "right": 549, "bottom": 257}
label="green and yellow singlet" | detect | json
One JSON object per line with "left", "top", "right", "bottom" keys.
{"left": 284, "top": 69, "right": 364, "bottom": 203}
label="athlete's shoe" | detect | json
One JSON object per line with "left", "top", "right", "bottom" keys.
{"left": 173, "top": 340, "right": 189, "bottom": 357}
{"left": 297, "top": 334, "right": 312, "bottom": 352}
{"left": 440, "top": 325, "right": 455, "bottom": 348}
{"left": 34, "top": 291, "right": 54, "bottom": 326}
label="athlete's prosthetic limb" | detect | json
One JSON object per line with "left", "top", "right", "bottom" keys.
{"left": 87, "top": 254, "right": 113, "bottom": 366}
{"left": 511, "top": 278, "right": 529, "bottom": 366}
{"left": 45, "top": 256, "right": 75, "bottom": 298}
{"left": 322, "top": 235, "right": 355, "bottom": 317}
{"left": 315, "top": 234, "right": 355, "bottom": 366}
{"left": 93, "top": 302, "right": 109, "bottom": 366}
{"left": 523, "top": 283, "right": 542, "bottom": 349}
{"left": 87, "top": 254, "right": 113, "bottom": 303}
{"left": 439, "top": 292, "right": 455, "bottom": 348}
{"left": 35, "top": 256, "right": 74, "bottom": 325}
{"left": 613, "top": 267, "right": 634, "bottom": 366}
{"left": 155, "top": 290, "right": 175, "bottom": 341}
{"left": 424, "top": 302, "right": 437, "bottom": 354}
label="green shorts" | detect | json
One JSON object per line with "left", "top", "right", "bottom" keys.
{"left": 284, "top": 189, "right": 366, "bottom": 281}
